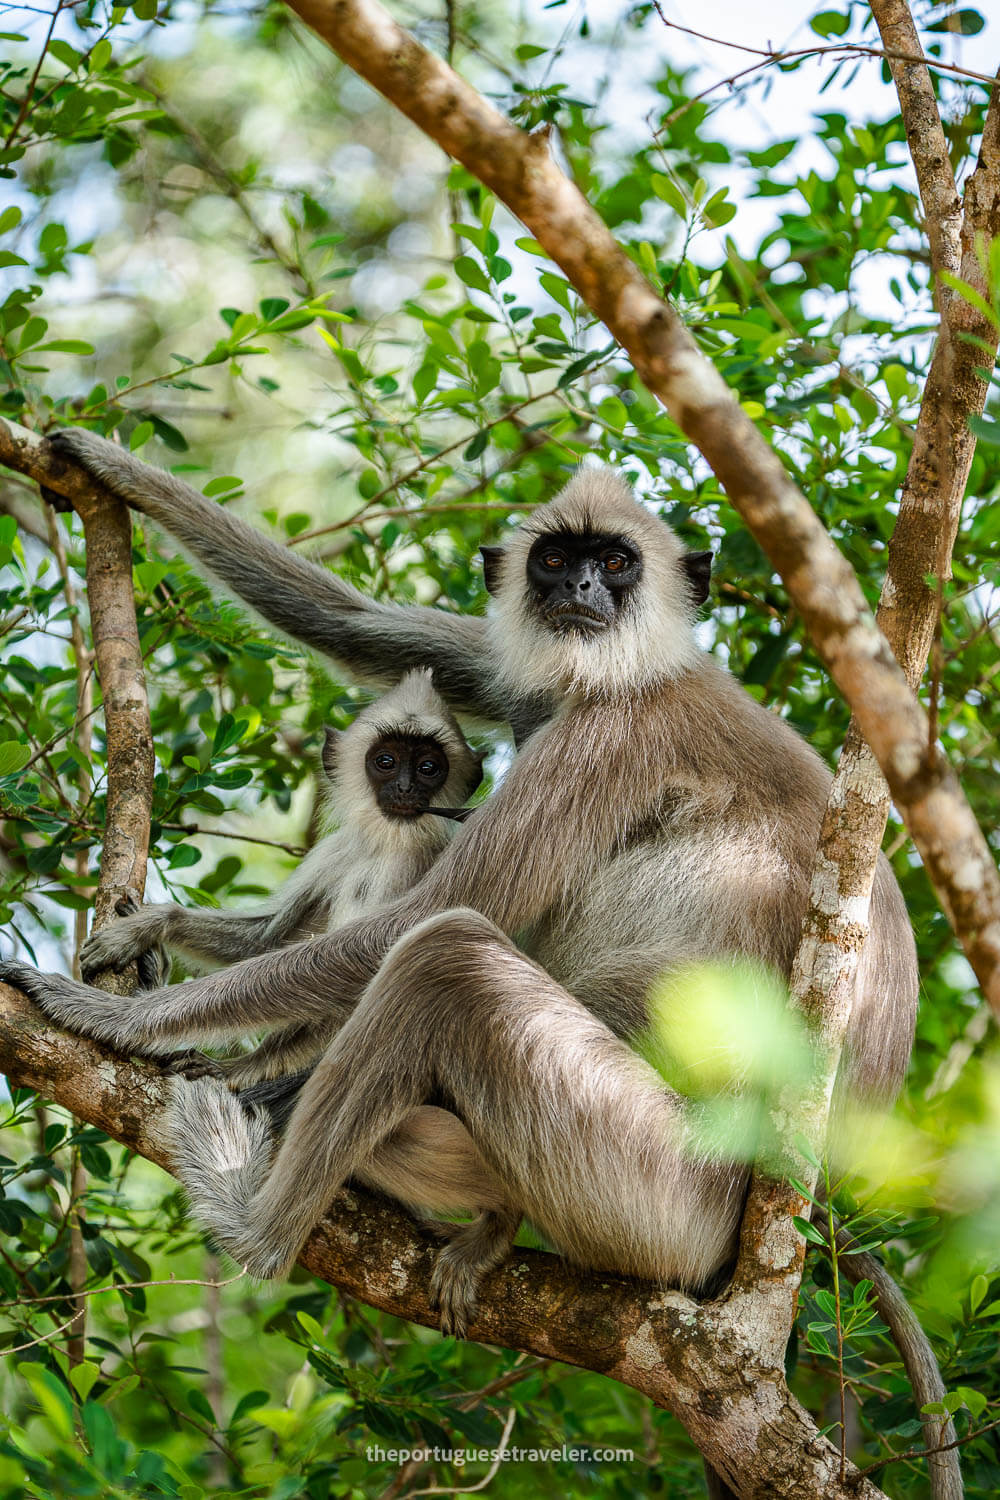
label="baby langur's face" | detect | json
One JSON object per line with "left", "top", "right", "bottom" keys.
{"left": 364, "top": 734, "right": 450, "bottom": 818}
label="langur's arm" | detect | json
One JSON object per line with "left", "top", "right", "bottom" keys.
{"left": 275, "top": 693, "right": 669, "bottom": 986}
{"left": 80, "top": 903, "right": 280, "bottom": 978}
{"left": 0, "top": 936, "right": 363, "bottom": 1054}
{"left": 48, "top": 429, "right": 500, "bottom": 719}
{"left": 79, "top": 874, "right": 329, "bottom": 979}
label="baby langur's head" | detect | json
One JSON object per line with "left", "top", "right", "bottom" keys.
{"left": 320, "top": 670, "right": 484, "bottom": 840}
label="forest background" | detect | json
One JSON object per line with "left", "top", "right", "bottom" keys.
{"left": 0, "top": 0, "right": 998, "bottom": 1495}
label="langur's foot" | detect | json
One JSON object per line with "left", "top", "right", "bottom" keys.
{"left": 427, "top": 1208, "right": 521, "bottom": 1338}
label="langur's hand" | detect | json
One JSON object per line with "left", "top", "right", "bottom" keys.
{"left": 167, "top": 1051, "right": 231, "bottom": 1082}
{"left": 80, "top": 889, "right": 162, "bottom": 980}
{"left": 0, "top": 958, "right": 135, "bottom": 1042}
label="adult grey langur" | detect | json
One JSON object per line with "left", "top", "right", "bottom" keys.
{"left": 3, "top": 434, "right": 918, "bottom": 1330}
{"left": 78, "top": 667, "right": 485, "bottom": 1088}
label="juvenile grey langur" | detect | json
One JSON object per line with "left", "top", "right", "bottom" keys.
{"left": 78, "top": 668, "right": 484, "bottom": 1086}
{"left": 6, "top": 438, "right": 918, "bottom": 1333}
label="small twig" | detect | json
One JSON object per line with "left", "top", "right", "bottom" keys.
{"left": 287, "top": 385, "right": 570, "bottom": 546}
{"left": 407, "top": 1406, "right": 517, "bottom": 1496}
{"left": 856, "top": 1412, "right": 1000, "bottom": 1477}
{"left": 159, "top": 822, "right": 306, "bottom": 857}
{"left": 3, "top": 0, "right": 64, "bottom": 150}
{"left": 0, "top": 1265, "right": 245, "bottom": 1315}
{"left": 650, "top": 10, "right": 999, "bottom": 124}
{"left": 450, "top": 1355, "right": 549, "bottom": 1411}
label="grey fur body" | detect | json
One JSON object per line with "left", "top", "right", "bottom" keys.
{"left": 10, "top": 436, "right": 918, "bottom": 1322}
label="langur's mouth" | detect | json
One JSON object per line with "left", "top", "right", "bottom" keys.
{"left": 545, "top": 603, "right": 610, "bottom": 632}
{"left": 385, "top": 804, "right": 424, "bottom": 818}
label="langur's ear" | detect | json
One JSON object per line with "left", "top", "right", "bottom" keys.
{"left": 321, "top": 727, "right": 342, "bottom": 782}
{"left": 682, "top": 550, "right": 712, "bottom": 607}
{"left": 479, "top": 546, "right": 506, "bottom": 597}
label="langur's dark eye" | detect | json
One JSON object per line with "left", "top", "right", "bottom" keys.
{"left": 417, "top": 760, "right": 441, "bottom": 778}
{"left": 373, "top": 753, "right": 395, "bottom": 771}
{"left": 601, "top": 551, "right": 630, "bottom": 574}
{"left": 540, "top": 550, "right": 566, "bottom": 570}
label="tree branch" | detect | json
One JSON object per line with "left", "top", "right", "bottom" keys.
{"left": 0, "top": 420, "right": 156, "bottom": 992}
{"left": 869, "top": 0, "right": 963, "bottom": 294}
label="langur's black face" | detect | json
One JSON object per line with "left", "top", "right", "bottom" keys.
{"left": 525, "top": 531, "right": 642, "bottom": 635}
{"left": 364, "top": 735, "right": 450, "bottom": 818}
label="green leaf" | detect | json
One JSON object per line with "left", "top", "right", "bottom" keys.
{"left": 454, "top": 256, "right": 491, "bottom": 293}
{"left": 212, "top": 712, "right": 246, "bottom": 757}
{"left": 793, "top": 1134, "right": 821, "bottom": 1169}
{"left": 940, "top": 271, "right": 999, "bottom": 329}
{"left": 514, "top": 43, "right": 548, "bottom": 60}
{"left": 129, "top": 421, "right": 155, "bottom": 451}
{"left": 0, "top": 743, "right": 30, "bottom": 777}
{"left": 970, "top": 1273, "right": 989, "bottom": 1314}
{"left": 18, "top": 1363, "right": 74, "bottom": 1437}
{"left": 296, "top": 1311, "right": 326, "bottom": 1342}
{"left": 969, "top": 414, "right": 1000, "bottom": 445}
{"left": 69, "top": 1361, "right": 101, "bottom": 1402}
{"left": 203, "top": 475, "right": 242, "bottom": 497}
{"left": 539, "top": 271, "right": 573, "bottom": 311}
{"left": 35, "top": 340, "right": 95, "bottom": 354}
{"left": 229, "top": 1390, "right": 269, "bottom": 1425}
{"left": 413, "top": 362, "right": 437, "bottom": 403}
{"left": 48, "top": 39, "right": 81, "bottom": 69}
{"left": 260, "top": 297, "right": 290, "bottom": 321}
{"left": 268, "top": 310, "right": 316, "bottom": 332}
{"left": 651, "top": 174, "right": 688, "bottom": 216}
{"left": 167, "top": 844, "right": 202, "bottom": 869}
{"left": 927, "top": 8, "right": 984, "bottom": 33}
{"left": 792, "top": 1215, "right": 827, "bottom": 1246}
{"left": 0, "top": 205, "right": 22, "bottom": 234}
{"left": 956, "top": 1384, "right": 988, "bottom": 1417}
{"left": 810, "top": 10, "right": 850, "bottom": 37}
{"left": 187, "top": 1388, "right": 217, "bottom": 1425}
{"left": 89, "top": 38, "right": 113, "bottom": 72}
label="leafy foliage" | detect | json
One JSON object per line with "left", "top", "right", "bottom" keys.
{"left": 0, "top": 0, "right": 998, "bottom": 1495}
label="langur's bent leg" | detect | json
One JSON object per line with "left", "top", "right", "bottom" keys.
{"left": 168, "top": 910, "right": 744, "bottom": 1302}
{"left": 0, "top": 939, "right": 353, "bottom": 1054}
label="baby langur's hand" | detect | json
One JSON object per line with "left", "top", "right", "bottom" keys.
{"left": 167, "top": 1051, "right": 231, "bottom": 1082}
{"left": 80, "top": 888, "right": 161, "bottom": 981}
